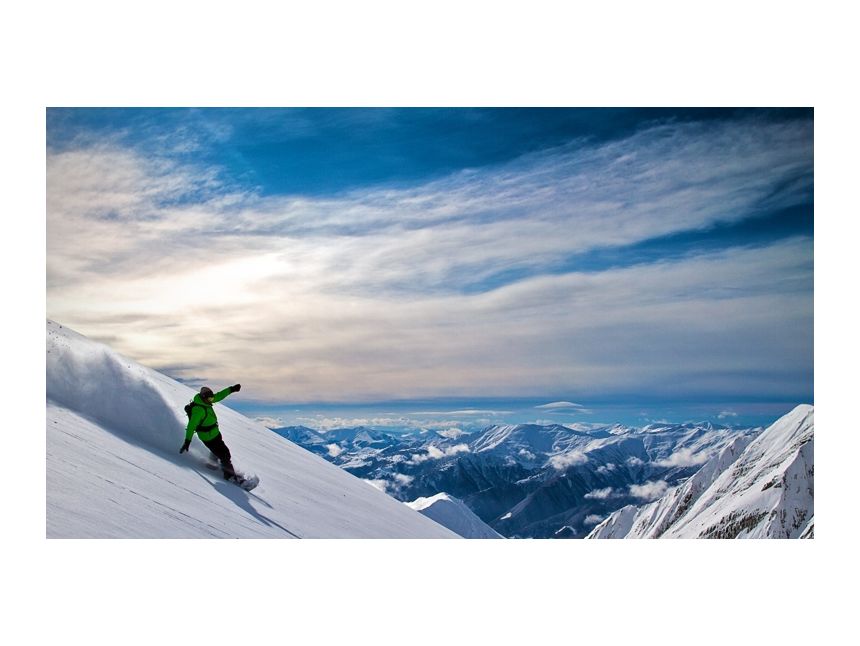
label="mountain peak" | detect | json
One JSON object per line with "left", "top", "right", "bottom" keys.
{"left": 406, "top": 492, "right": 504, "bottom": 539}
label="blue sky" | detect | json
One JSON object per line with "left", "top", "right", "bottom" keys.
{"left": 46, "top": 108, "right": 813, "bottom": 428}
{"left": 47, "top": 107, "right": 811, "bottom": 197}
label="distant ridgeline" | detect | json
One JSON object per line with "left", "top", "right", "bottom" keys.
{"left": 270, "top": 409, "right": 813, "bottom": 539}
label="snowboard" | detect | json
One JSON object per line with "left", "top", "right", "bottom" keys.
{"left": 204, "top": 461, "right": 260, "bottom": 491}
{"left": 232, "top": 474, "right": 260, "bottom": 491}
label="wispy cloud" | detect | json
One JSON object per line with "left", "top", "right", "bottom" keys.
{"left": 47, "top": 117, "right": 813, "bottom": 403}
{"left": 535, "top": 401, "right": 584, "bottom": 410}
{"left": 584, "top": 486, "right": 615, "bottom": 500}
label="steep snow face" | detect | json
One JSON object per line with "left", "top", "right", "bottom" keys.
{"left": 406, "top": 493, "right": 504, "bottom": 539}
{"left": 586, "top": 434, "right": 757, "bottom": 538}
{"left": 585, "top": 504, "right": 641, "bottom": 539}
{"left": 46, "top": 321, "right": 459, "bottom": 539}
{"left": 587, "top": 405, "right": 814, "bottom": 539}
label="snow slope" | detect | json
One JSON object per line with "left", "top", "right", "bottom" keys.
{"left": 46, "top": 320, "right": 459, "bottom": 539}
{"left": 406, "top": 493, "right": 504, "bottom": 539}
{"left": 586, "top": 405, "right": 814, "bottom": 539}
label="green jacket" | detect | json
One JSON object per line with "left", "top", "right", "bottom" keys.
{"left": 185, "top": 387, "right": 234, "bottom": 442}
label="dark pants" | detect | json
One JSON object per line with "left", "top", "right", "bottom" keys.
{"left": 202, "top": 434, "right": 236, "bottom": 479}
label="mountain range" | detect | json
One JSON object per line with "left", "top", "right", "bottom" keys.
{"left": 270, "top": 416, "right": 774, "bottom": 538}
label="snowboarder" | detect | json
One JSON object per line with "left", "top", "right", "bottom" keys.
{"left": 180, "top": 384, "right": 243, "bottom": 482}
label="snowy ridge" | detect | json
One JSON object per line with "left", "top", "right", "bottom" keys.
{"left": 586, "top": 434, "right": 756, "bottom": 538}
{"left": 406, "top": 493, "right": 504, "bottom": 539}
{"left": 470, "top": 423, "right": 592, "bottom": 455}
{"left": 587, "top": 405, "right": 814, "bottom": 539}
{"left": 46, "top": 320, "right": 460, "bottom": 539}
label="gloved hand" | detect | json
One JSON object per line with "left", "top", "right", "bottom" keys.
{"left": 230, "top": 383, "right": 241, "bottom": 392}
{"left": 180, "top": 439, "right": 191, "bottom": 454}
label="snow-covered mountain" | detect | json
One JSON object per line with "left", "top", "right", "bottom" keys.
{"left": 406, "top": 493, "right": 504, "bottom": 539}
{"left": 278, "top": 415, "right": 765, "bottom": 538}
{"left": 324, "top": 426, "right": 400, "bottom": 447}
{"left": 46, "top": 320, "right": 459, "bottom": 539}
{"left": 586, "top": 404, "right": 814, "bottom": 539}
{"left": 270, "top": 425, "right": 403, "bottom": 463}
{"left": 269, "top": 425, "right": 329, "bottom": 447}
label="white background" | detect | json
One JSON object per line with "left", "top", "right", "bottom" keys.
{"left": 4, "top": 1, "right": 856, "bottom": 644}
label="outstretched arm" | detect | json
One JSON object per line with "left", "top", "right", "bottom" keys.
{"left": 213, "top": 384, "right": 241, "bottom": 403}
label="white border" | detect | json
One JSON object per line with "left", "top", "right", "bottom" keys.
{"left": 8, "top": 1, "right": 856, "bottom": 644}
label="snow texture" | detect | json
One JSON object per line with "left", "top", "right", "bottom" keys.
{"left": 46, "top": 320, "right": 460, "bottom": 539}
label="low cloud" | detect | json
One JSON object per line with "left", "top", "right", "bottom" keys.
{"left": 409, "top": 443, "right": 471, "bottom": 464}
{"left": 363, "top": 479, "right": 391, "bottom": 494}
{"left": 596, "top": 463, "right": 617, "bottom": 475}
{"left": 629, "top": 480, "right": 670, "bottom": 501}
{"left": 584, "top": 487, "right": 615, "bottom": 500}
{"left": 363, "top": 474, "right": 413, "bottom": 495}
{"left": 584, "top": 514, "right": 606, "bottom": 525}
{"left": 254, "top": 416, "right": 285, "bottom": 429}
{"left": 654, "top": 448, "right": 708, "bottom": 467}
{"left": 326, "top": 443, "right": 343, "bottom": 458}
{"left": 626, "top": 456, "right": 645, "bottom": 467}
{"left": 718, "top": 410, "right": 739, "bottom": 419}
{"left": 392, "top": 473, "right": 414, "bottom": 487}
{"left": 549, "top": 451, "right": 588, "bottom": 470}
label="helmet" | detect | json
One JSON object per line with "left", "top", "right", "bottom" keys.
{"left": 200, "top": 386, "right": 215, "bottom": 400}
